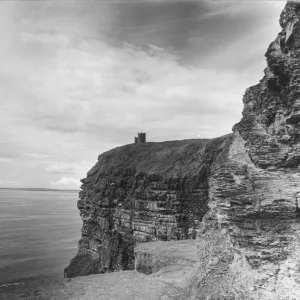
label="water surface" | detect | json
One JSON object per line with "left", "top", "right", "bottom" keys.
{"left": 0, "top": 189, "right": 81, "bottom": 286}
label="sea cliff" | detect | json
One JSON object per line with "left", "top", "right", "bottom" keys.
{"left": 189, "top": 1, "right": 300, "bottom": 299}
{"left": 65, "top": 1, "right": 300, "bottom": 299}
{"left": 64, "top": 138, "right": 230, "bottom": 277}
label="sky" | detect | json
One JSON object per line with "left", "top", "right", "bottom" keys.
{"left": 0, "top": 0, "right": 286, "bottom": 189}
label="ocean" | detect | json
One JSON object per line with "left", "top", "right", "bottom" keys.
{"left": 0, "top": 189, "right": 82, "bottom": 287}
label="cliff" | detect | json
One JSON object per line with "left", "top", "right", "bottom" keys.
{"left": 188, "top": 1, "right": 300, "bottom": 299}
{"left": 65, "top": 1, "right": 300, "bottom": 299}
{"left": 64, "top": 138, "right": 231, "bottom": 277}
{"left": 1, "top": 241, "right": 198, "bottom": 300}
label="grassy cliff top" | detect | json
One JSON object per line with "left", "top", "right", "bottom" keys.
{"left": 86, "top": 136, "right": 231, "bottom": 179}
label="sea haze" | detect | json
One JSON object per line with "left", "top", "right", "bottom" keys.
{"left": 0, "top": 189, "right": 82, "bottom": 286}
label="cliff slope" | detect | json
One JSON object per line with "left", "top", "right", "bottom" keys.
{"left": 1, "top": 240, "right": 197, "bottom": 300}
{"left": 65, "top": 1, "right": 300, "bottom": 299}
{"left": 187, "top": 1, "right": 300, "bottom": 299}
{"left": 64, "top": 137, "right": 230, "bottom": 278}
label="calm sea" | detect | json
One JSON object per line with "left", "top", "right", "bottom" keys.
{"left": 0, "top": 189, "right": 82, "bottom": 286}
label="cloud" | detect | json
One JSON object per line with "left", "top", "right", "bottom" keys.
{"left": 27, "top": 153, "right": 49, "bottom": 159}
{"left": 0, "top": 140, "right": 25, "bottom": 160}
{"left": 21, "top": 32, "right": 70, "bottom": 46}
{"left": 50, "top": 177, "right": 81, "bottom": 189}
{"left": 0, "top": 179, "right": 18, "bottom": 186}
{"left": 11, "top": 36, "right": 246, "bottom": 143}
{"left": 0, "top": 0, "right": 286, "bottom": 188}
{"left": 45, "top": 165, "right": 76, "bottom": 174}
{"left": 0, "top": 150, "right": 20, "bottom": 159}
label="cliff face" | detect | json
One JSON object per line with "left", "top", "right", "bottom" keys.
{"left": 191, "top": 1, "right": 300, "bottom": 299}
{"left": 66, "top": 2, "right": 300, "bottom": 299}
{"left": 64, "top": 138, "right": 230, "bottom": 278}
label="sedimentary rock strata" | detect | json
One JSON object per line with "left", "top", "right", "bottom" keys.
{"left": 64, "top": 138, "right": 231, "bottom": 278}
{"left": 66, "top": 1, "right": 300, "bottom": 299}
{"left": 1, "top": 241, "right": 197, "bottom": 300}
{"left": 190, "top": 1, "right": 300, "bottom": 299}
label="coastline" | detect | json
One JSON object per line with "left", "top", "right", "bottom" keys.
{"left": 0, "top": 276, "right": 66, "bottom": 300}
{"left": 0, "top": 189, "right": 81, "bottom": 298}
{"left": 0, "top": 240, "right": 197, "bottom": 300}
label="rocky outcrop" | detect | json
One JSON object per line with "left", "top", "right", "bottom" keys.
{"left": 1, "top": 241, "right": 198, "bottom": 300}
{"left": 187, "top": 1, "right": 300, "bottom": 299}
{"left": 64, "top": 138, "right": 231, "bottom": 278}
{"left": 65, "top": 1, "right": 300, "bottom": 299}
{"left": 135, "top": 240, "right": 197, "bottom": 276}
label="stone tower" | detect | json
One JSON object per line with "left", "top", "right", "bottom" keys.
{"left": 138, "top": 132, "right": 146, "bottom": 143}
{"left": 134, "top": 133, "right": 146, "bottom": 143}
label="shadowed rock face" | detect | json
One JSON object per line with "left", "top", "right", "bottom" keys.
{"left": 64, "top": 138, "right": 231, "bottom": 278}
{"left": 191, "top": 1, "right": 300, "bottom": 299}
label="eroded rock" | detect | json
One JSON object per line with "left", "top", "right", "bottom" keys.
{"left": 65, "top": 2, "right": 300, "bottom": 299}
{"left": 64, "top": 138, "right": 230, "bottom": 278}
{"left": 189, "top": 1, "right": 300, "bottom": 299}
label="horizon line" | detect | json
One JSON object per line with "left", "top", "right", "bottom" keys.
{"left": 0, "top": 187, "right": 80, "bottom": 191}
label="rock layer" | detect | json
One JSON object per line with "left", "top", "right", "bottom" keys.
{"left": 66, "top": 2, "right": 300, "bottom": 299}
{"left": 1, "top": 240, "right": 198, "bottom": 300}
{"left": 64, "top": 138, "right": 230, "bottom": 278}
{"left": 190, "top": 1, "right": 300, "bottom": 299}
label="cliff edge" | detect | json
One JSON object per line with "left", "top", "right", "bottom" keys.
{"left": 65, "top": 1, "right": 300, "bottom": 299}
{"left": 189, "top": 1, "right": 300, "bottom": 299}
{"left": 64, "top": 137, "right": 231, "bottom": 278}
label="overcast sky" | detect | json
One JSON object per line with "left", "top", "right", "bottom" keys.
{"left": 0, "top": 0, "right": 285, "bottom": 189}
